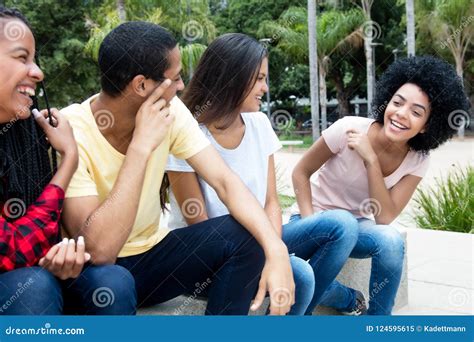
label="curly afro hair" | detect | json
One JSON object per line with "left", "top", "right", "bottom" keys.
{"left": 371, "top": 55, "right": 470, "bottom": 154}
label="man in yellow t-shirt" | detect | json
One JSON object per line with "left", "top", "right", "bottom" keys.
{"left": 60, "top": 22, "right": 294, "bottom": 315}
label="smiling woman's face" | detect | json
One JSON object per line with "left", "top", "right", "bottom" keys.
{"left": 382, "top": 83, "right": 431, "bottom": 143}
{"left": 0, "top": 18, "right": 43, "bottom": 123}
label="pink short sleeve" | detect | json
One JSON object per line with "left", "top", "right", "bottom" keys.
{"left": 409, "top": 154, "right": 430, "bottom": 178}
{"left": 321, "top": 118, "right": 348, "bottom": 153}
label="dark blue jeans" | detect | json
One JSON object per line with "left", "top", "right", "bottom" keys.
{"left": 117, "top": 215, "right": 265, "bottom": 315}
{"left": 0, "top": 264, "right": 136, "bottom": 315}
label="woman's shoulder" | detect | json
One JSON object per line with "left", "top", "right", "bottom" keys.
{"left": 241, "top": 111, "right": 275, "bottom": 131}
{"left": 408, "top": 149, "right": 431, "bottom": 165}
{"left": 241, "top": 111, "right": 270, "bottom": 123}
{"left": 337, "top": 115, "right": 374, "bottom": 128}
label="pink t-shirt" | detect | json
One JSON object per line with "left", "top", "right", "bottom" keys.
{"left": 310, "top": 116, "right": 430, "bottom": 218}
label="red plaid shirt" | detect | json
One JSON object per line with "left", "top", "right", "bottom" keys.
{"left": 0, "top": 184, "right": 64, "bottom": 272}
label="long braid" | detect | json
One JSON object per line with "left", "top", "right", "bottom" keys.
{"left": 0, "top": 116, "right": 53, "bottom": 208}
{"left": 0, "top": 6, "right": 55, "bottom": 219}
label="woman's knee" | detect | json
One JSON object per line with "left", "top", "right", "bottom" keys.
{"left": 290, "top": 256, "right": 315, "bottom": 294}
{"left": 374, "top": 225, "right": 405, "bottom": 261}
{"left": 320, "top": 209, "right": 359, "bottom": 242}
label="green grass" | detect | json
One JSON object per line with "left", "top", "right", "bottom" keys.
{"left": 279, "top": 134, "right": 314, "bottom": 149}
{"left": 278, "top": 194, "right": 296, "bottom": 209}
{"left": 411, "top": 165, "right": 473, "bottom": 233}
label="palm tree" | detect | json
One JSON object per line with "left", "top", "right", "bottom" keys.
{"left": 259, "top": 7, "right": 364, "bottom": 133}
{"left": 406, "top": 0, "right": 416, "bottom": 56}
{"left": 84, "top": 0, "right": 215, "bottom": 77}
{"left": 417, "top": 0, "right": 473, "bottom": 78}
{"left": 308, "top": 0, "right": 320, "bottom": 140}
{"left": 116, "top": 0, "right": 126, "bottom": 22}
{"left": 179, "top": 43, "right": 207, "bottom": 81}
{"left": 360, "top": 0, "right": 375, "bottom": 111}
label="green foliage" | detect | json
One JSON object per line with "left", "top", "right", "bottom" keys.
{"left": 278, "top": 194, "right": 296, "bottom": 209}
{"left": 415, "top": 0, "right": 474, "bottom": 70}
{"left": 259, "top": 7, "right": 365, "bottom": 64}
{"left": 180, "top": 43, "right": 207, "bottom": 82}
{"left": 412, "top": 166, "right": 473, "bottom": 234}
{"left": 278, "top": 116, "right": 296, "bottom": 136}
{"left": 84, "top": 11, "right": 122, "bottom": 61}
{"left": 272, "top": 64, "right": 310, "bottom": 101}
{"left": 84, "top": 0, "right": 215, "bottom": 80}
{"left": 5, "top": 0, "right": 99, "bottom": 108}
{"left": 4, "top": 0, "right": 470, "bottom": 109}
{"left": 215, "top": 0, "right": 303, "bottom": 37}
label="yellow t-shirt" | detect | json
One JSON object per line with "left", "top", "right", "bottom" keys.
{"left": 60, "top": 95, "right": 210, "bottom": 257}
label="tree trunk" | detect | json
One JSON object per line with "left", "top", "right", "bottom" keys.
{"left": 308, "top": 0, "right": 320, "bottom": 140}
{"left": 319, "top": 64, "right": 327, "bottom": 131}
{"left": 406, "top": 0, "right": 416, "bottom": 56}
{"left": 117, "top": 0, "right": 126, "bottom": 22}
{"left": 331, "top": 67, "right": 351, "bottom": 117}
{"left": 362, "top": 0, "right": 374, "bottom": 114}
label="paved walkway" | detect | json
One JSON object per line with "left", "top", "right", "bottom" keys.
{"left": 275, "top": 138, "right": 473, "bottom": 315}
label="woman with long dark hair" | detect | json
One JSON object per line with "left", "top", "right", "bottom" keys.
{"left": 166, "top": 33, "right": 359, "bottom": 315}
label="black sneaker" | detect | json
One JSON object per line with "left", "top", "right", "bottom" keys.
{"left": 341, "top": 290, "right": 367, "bottom": 316}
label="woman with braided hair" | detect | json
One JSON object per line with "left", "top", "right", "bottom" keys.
{"left": 0, "top": 6, "right": 136, "bottom": 315}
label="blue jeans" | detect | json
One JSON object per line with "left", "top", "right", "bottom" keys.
{"left": 283, "top": 210, "right": 359, "bottom": 315}
{"left": 0, "top": 265, "right": 137, "bottom": 315}
{"left": 117, "top": 215, "right": 265, "bottom": 315}
{"left": 319, "top": 218, "right": 405, "bottom": 315}
{"left": 288, "top": 255, "right": 315, "bottom": 315}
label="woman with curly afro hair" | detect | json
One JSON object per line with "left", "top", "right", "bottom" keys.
{"left": 291, "top": 55, "right": 470, "bottom": 315}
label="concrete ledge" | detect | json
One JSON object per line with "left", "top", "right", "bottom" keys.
{"left": 280, "top": 140, "right": 304, "bottom": 152}
{"left": 138, "top": 230, "right": 408, "bottom": 315}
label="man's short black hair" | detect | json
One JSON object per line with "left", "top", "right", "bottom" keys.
{"left": 98, "top": 21, "right": 177, "bottom": 97}
{"left": 372, "top": 55, "right": 470, "bottom": 154}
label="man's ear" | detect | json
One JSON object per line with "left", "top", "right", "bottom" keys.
{"left": 130, "top": 75, "right": 149, "bottom": 97}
